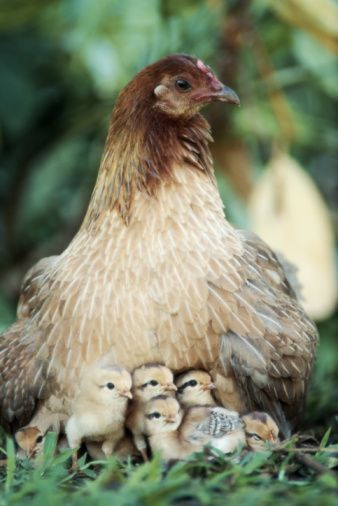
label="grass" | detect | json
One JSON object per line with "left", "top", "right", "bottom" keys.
{"left": 0, "top": 313, "right": 337, "bottom": 505}
{"left": 0, "top": 433, "right": 337, "bottom": 506}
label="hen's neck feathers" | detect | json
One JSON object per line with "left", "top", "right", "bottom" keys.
{"left": 83, "top": 88, "right": 215, "bottom": 228}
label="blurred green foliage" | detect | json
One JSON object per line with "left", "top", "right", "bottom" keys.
{"left": 0, "top": 0, "right": 337, "bottom": 502}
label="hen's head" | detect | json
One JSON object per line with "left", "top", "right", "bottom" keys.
{"left": 116, "top": 54, "right": 239, "bottom": 120}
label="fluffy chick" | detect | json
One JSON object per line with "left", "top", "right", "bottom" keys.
{"left": 144, "top": 395, "right": 185, "bottom": 460}
{"left": 144, "top": 397, "right": 244, "bottom": 460}
{"left": 15, "top": 426, "right": 45, "bottom": 459}
{"left": 242, "top": 411, "right": 280, "bottom": 450}
{"left": 131, "top": 364, "right": 177, "bottom": 402}
{"left": 65, "top": 364, "right": 132, "bottom": 468}
{"left": 176, "top": 370, "right": 216, "bottom": 407}
{"left": 126, "top": 364, "right": 176, "bottom": 461}
{"left": 181, "top": 406, "right": 245, "bottom": 454}
{"left": 15, "top": 406, "right": 67, "bottom": 459}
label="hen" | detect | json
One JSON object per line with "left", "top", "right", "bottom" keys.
{"left": 0, "top": 54, "right": 318, "bottom": 437}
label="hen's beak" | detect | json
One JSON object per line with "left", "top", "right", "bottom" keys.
{"left": 195, "top": 83, "right": 240, "bottom": 106}
{"left": 213, "top": 84, "right": 240, "bottom": 105}
{"left": 165, "top": 383, "right": 177, "bottom": 392}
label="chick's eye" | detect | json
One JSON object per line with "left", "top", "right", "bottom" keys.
{"left": 189, "top": 380, "right": 197, "bottom": 387}
{"left": 36, "top": 435, "right": 43, "bottom": 444}
{"left": 175, "top": 79, "right": 191, "bottom": 91}
{"left": 106, "top": 382, "right": 115, "bottom": 390}
{"left": 150, "top": 380, "right": 158, "bottom": 386}
{"left": 152, "top": 412, "right": 161, "bottom": 419}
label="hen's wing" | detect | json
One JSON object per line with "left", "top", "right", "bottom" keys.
{"left": 209, "top": 230, "right": 318, "bottom": 437}
{"left": 239, "top": 230, "right": 303, "bottom": 300}
{"left": 0, "top": 321, "right": 52, "bottom": 432}
{"left": 17, "top": 256, "right": 58, "bottom": 319}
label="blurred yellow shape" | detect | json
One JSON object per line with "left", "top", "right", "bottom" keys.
{"left": 249, "top": 152, "right": 337, "bottom": 321}
{"left": 271, "top": 0, "right": 338, "bottom": 55}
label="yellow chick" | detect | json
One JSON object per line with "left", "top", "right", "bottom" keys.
{"left": 65, "top": 364, "right": 132, "bottom": 468}
{"left": 144, "top": 395, "right": 185, "bottom": 460}
{"left": 242, "top": 411, "right": 280, "bottom": 450}
{"left": 15, "top": 426, "right": 45, "bottom": 459}
{"left": 144, "top": 396, "right": 245, "bottom": 460}
{"left": 176, "top": 370, "right": 216, "bottom": 407}
{"left": 126, "top": 364, "right": 177, "bottom": 461}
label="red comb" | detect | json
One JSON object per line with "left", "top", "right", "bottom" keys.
{"left": 196, "top": 59, "right": 221, "bottom": 90}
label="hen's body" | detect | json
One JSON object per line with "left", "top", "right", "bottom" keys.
{"left": 0, "top": 54, "right": 317, "bottom": 436}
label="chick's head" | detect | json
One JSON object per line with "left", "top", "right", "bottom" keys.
{"left": 176, "top": 370, "right": 215, "bottom": 406}
{"left": 15, "top": 426, "right": 45, "bottom": 458}
{"left": 144, "top": 395, "right": 182, "bottom": 435}
{"left": 242, "top": 412, "right": 280, "bottom": 450}
{"left": 132, "top": 364, "right": 176, "bottom": 401}
{"left": 86, "top": 365, "right": 132, "bottom": 405}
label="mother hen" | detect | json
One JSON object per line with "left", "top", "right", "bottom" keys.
{"left": 0, "top": 55, "right": 318, "bottom": 437}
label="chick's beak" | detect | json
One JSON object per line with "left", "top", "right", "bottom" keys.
{"left": 201, "top": 382, "right": 216, "bottom": 391}
{"left": 165, "top": 383, "right": 177, "bottom": 392}
{"left": 166, "top": 416, "right": 177, "bottom": 424}
{"left": 120, "top": 390, "right": 133, "bottom": 399}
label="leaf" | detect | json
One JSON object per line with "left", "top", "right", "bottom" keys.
{"left": 241, "top": 450, "right": 272, "bottom": 474}
{"left": 320, "top": 427, "right": 332, "bottom": 448}
{"left": 5, "top": 437, "right": 16, "bottom": 492}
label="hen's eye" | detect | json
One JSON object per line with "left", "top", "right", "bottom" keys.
{"left": 189, "top": 380, "right": 197, "bottom": 387}
{"left": 150, "top": 380, "right": 158, "bottom": 386}
{"left": 152, "top": 412, "right": 161, "bottom": 419}
{"left": 175, "top": 79, "right": 191, "bottom": 91}
{"left": 36, "top": 435, "right": 43, "bottom": 444}
{"left": 252, "top": 434, "right": 263, "bottom": 441}
{"left": 106, "top": 382, "right": 115, "bottom": 390}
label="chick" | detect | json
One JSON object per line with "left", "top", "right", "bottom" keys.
{"left": 15, "top": 407, "right": 67, "bottom": 459}
{"left": 15, "top": 426, "right": 45, "bottom": 459}
{"left": 242, "top": 411, "right": 280, "bottom": 451}
{"left": 65, "top": 363, "right": 132, "bottom": 468}
{"left": 144, "top": 397, "right": 244, "bottom": 460}
{"left": 131, "top": 364, "right": 177, "bottom": 402}
{"left": 15, "top": 428, "right": 70, "bottom": 460}
{"left": 126, "top": 364, "right": 177, "bottom": 461}
{"left": 176, "top": 370, "right": 216, "bottom": 408}
{"left": 181, "top": 405, "right": 245, "bottom": 454}
{"left": 144, "top": 395, "right": 185, "bottom": 460}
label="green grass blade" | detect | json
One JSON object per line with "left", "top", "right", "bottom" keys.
{"left": 5, "top": 437, "right": 16, "bottom": 492}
